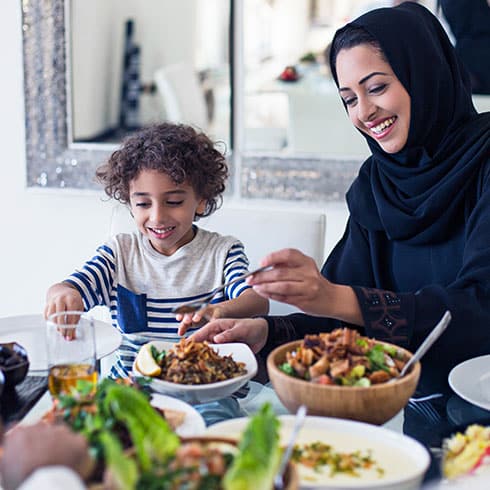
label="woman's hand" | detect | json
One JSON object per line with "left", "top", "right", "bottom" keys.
{"left": 247, "top": 248, "right": 332, "bottom": 315}
{"left": 248, "top": 248, "right": 363, "bottom": 324}
{"left": 189, "top": 317, "right": 269, "bottom": 353}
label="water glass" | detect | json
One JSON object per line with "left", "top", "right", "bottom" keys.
{"left": 46, "top": 311, "right": 97, "bottom": 397}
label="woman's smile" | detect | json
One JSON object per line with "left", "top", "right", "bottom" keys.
{"left": 366, "top": 116, "right": 397, "bottom": 139}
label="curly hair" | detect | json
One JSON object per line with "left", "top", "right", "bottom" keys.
{"left": 96, "top": 123, "right": 228, "bottom": 218}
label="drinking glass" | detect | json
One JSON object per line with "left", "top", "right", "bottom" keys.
{"left": 46, "top": 311, "right": 97, "bottom": 397}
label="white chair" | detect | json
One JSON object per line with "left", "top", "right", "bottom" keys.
{"left": 154, "top": 62, "right": 208, "bottom": 130}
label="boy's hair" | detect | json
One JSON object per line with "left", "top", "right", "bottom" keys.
{"left": 96, "top": 123, "right": 228, "bottom": 218}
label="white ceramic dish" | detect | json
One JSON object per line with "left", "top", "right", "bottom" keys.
{"left": 132, "top": 341, "right": 257, "bottom": 405}
{"left": 448, "top": 355, "right": 490, "bottom": 411}
{"left": 0, "top": 313, "right": 122, "bottom": 371}
{"left": 206, "top": 415, "right": 430, "bottom": 489}
{"left": 150, "top": 393, "right": 206, "bottom": 437}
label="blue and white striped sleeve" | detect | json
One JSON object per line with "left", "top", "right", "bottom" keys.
{"left": 64, "top": 244, "right": 116, "bottom": 311}
{"left": 223, "top": 241, "right": 251, "bottom": 299}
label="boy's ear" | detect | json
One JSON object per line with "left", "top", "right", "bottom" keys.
{"left": 196, "top": 199, "right": 207, "bottom": 216}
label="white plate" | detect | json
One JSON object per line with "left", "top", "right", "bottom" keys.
{"left": 206, "top": 415, "right": 430, "bottom": 489}
{"left": 132, "top": 341, "right": 257, "bottom": 405}
{"left": 0, "top": 314, "right": 122, "bottom": 371}
{"left": 150, "top": 393, "right": 206, "bottom": 437}
{"left": 449, "top": 355, "right": 490, "bottom": 411}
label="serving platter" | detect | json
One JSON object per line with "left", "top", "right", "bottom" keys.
{"left": 132, "top": 341, "right": 257, "bottom": 405}
{"left": 206, "top": 415, "right": 430, "bottom": 489}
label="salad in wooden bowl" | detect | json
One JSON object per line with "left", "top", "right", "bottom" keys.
{"left": 267, "top": 328, "right": 420, "bottom": 425}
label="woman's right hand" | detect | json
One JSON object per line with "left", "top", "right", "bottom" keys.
{"left": 44, "top": 283, "right": 84, "bottom": 319}
{"left": 189, "top": 317, "right": 269, "bottom": 353}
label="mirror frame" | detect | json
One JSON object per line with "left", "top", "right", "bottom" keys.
{"left": 22, "top": 0, "right": 362, "bottom": 202}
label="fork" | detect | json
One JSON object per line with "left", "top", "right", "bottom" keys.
{"left": 172, "top": 265, "right": 273, "bottom": 315}
{"left": 407, "top": 395, "right": 443, "bottom": 424}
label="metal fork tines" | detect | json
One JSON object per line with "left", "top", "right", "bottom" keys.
{"left": 407, "top": 397, "right": 442, "bottom": 424}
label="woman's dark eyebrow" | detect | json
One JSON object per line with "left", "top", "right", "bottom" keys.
{"left": 339, "top": 71, "right": 389, "bottom": 92}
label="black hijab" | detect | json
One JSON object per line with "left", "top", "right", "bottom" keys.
{"left": 329, "top": 2, "right": 490, "bottom": 244}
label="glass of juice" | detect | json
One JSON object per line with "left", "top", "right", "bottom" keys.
{"left": 46, "top": 311, "right": 97, "bottom": 397}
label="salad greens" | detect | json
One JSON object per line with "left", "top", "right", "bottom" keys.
{"left": 224, "top": 403, "right": 281, "bottom": 490}
{"left": 56, "top": 381, "right": 283, "bottom": 489}
{"left": 58, "top": 378, "right": 179, "bottom": 486}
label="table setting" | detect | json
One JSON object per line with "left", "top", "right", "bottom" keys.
{"left": 0, "top": 310, "right": 489, "bottom": 489}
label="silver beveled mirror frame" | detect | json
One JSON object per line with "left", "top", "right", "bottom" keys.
{"left": 22, "top": 0, "right": 111, "bottom": 190}
{"left": 22, "top": 0, "right": 362, "bottom": 202}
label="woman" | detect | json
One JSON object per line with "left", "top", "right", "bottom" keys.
{"left": 192, "top": 3, "right": 490, "bottom": 396}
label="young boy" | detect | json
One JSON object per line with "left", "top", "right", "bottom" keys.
{"left": 45, "top": 123, "right": 269, "bottom": 377}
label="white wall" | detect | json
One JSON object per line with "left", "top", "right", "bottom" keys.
{"left": 0, "top": 3, "right": 115, "bottom": 317}
{"left": 0, "top": 2, "right": 349, "bottom": 320}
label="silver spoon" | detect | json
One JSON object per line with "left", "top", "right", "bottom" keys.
{"left": 172, "top": 265, "right": 273, "bottom": 315}
{"left": 273, "top": 404, "right": 307, "bottom": 490}
{"left": 396, "top": 310, "right": 452, "bottom": 379}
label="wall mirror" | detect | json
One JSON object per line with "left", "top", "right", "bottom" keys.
{"left": 69, "top": 0, "right": 230, "bottom": 147}
{"left": 24, "top": 0, "right": 485, "bottom": 202}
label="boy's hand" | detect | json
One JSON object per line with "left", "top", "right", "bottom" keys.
{"left": 177, "top": 305, "right": 223, "bottom": 336}
{"left": 44, "top": 283, "right": 84, "bottom": 320}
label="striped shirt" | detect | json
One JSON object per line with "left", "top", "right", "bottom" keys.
{"left": 66, "top": 226, "right": 251, "bottom": 377}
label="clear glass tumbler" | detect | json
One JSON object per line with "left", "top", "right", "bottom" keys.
{"left": 46, "top": 311, "right": 97, "bottom": 397}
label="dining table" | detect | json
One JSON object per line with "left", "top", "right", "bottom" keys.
{"left": 1, "top": 315, "right": 490, "bottom": 489}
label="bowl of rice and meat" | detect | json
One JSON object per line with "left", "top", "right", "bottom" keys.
{"left": 133, "top": 338, "right": 257, "bottom": 404}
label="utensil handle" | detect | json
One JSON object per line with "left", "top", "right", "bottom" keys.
{"left": 209, "top": 265, "right": 273, "bottom": 298}
{"left": 274, "top": 404, "right": 307, "bottom": 488}
{"left": 400, "top": 310, "right": 451, "bottom": 378}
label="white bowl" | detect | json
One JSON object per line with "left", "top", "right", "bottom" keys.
{"left": 132, "top": 341, "right": 257, "bottom": 405}
{"left": 206, "top": 415, "right": 430, "bottom": 489}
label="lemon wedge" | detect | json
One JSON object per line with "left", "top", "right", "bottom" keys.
{"left": 135, "top": 343, "right": 161, "bottom": 377}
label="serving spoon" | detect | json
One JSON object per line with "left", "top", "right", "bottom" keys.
{"left": 172, "top": 265, "right": 273, "bottom": 315}
{"left": 396, "top": 310, "right": 452, "bottom": 380}
{"left": 273, "top": 404, "right": 307, "bottom": 490}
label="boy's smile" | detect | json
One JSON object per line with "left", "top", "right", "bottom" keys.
{"left": 129, "top": 169, "right": 206, "bottom": 256}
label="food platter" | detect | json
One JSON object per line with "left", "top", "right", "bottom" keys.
{"left": 206, "top": 415, "right": 430, "bottom": 489}
{"left": 132, "top": 341, "right": 257, "bottom": 404}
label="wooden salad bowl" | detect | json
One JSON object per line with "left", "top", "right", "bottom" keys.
{"left": 267, "top": 339, "right": 420, "bottom": 425}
